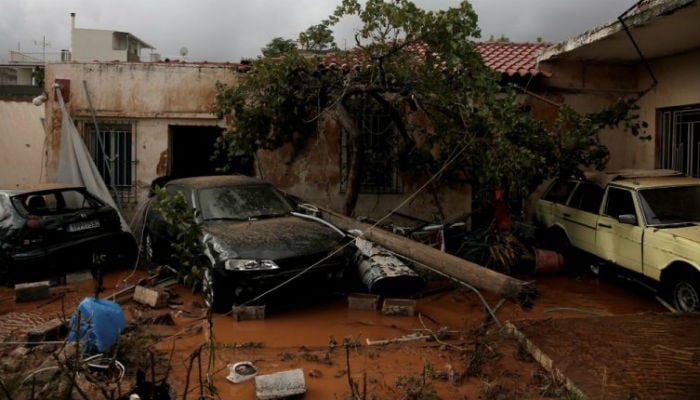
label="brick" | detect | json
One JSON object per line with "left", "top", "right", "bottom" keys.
{"left": 14, "top": 281, "right": 51, "bottom": 303}
{"left": 347, "top": 293, "right": 381, "bottom": 311}
{"left": 232, "top": 305, "right": 266, "bottom": 321}
{"left": 133, "top": 285, "right": 169, "bottom": 308}
{"left": 382, "top": 298, "right": 416, "bottom": 317}
{"left": 25, "top": 318, "right": 67, "bottom": 345}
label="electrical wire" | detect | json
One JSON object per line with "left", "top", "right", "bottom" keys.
{"left": 236, "top": 138, "right": 472, "bottom": 309}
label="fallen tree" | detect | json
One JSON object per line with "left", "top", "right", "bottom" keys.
{"left": 319, "top": 207, "right": 537, "bottom": 308}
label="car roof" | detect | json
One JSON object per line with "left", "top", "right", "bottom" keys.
{"left": 584, "top": 169, "right": 700, "bottom": 189}
{"left": 0, "top": 182, "right": 84, "bottom": 196}
{"left": 165, "top": 175, "right": 269, "bottom": 189}
{"left": 610, "top": 175, "right": 700, "bottom": 189}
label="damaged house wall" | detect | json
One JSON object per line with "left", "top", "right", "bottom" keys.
{"left": 40, "top": 61, "right": 468, "bottom": 225}
{"left": 42, "top": 62, "right": 237, "bottom": 221}
{"left": 255, "top": 112, "right": 472, "bottom": 223}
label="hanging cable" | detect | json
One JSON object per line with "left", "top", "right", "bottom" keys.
{"left": 236, "top": 137, "right": 472, "bottom": 309}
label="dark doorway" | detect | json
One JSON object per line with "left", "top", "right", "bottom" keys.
{"left": 169, "top": 125, "right": 222, "bottom": 178}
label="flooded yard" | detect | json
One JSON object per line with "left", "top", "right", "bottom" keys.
{"left": 0, "top": 263, "right": 677, "bottom": 399}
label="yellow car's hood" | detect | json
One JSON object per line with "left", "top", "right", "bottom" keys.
{"left": 661, "top": 224, "right": 700, "bottom": 243}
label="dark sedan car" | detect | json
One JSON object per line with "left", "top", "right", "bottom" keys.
{"left": 0, "top": 183, "right": 137, "bottom": 284}
{"left": 143, "top": 175, "right": 351, "bottom": 312}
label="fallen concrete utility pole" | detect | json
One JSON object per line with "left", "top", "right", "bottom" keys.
{"left": 319, "top": 208, "right": 537, "bottom": 308}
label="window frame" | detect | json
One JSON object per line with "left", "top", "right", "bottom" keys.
{"left": 659, "top": 104, "right": 700, "bottom": 178}
{"left": 340, "top": 108, "right": 402, "bottom": 195}
{"left": 81, "top": 120, "right": 137, "bottom": 204}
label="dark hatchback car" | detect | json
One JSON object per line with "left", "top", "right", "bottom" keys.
{"left": 143, "top": 175, "right": 351, "bottom": 312}
{"left": 0, "top": 183, "right": 137, "bottom": 284}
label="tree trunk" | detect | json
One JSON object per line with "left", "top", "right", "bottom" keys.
{"left": 319, "top": 207, "right": 537, "bottom": 307}
{"left": 333, "top": 103, "right": 363, "bottom": 216}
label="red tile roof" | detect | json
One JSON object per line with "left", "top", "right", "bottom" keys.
{"left": 474, "top": 42, "right": 551, "bottom": 77}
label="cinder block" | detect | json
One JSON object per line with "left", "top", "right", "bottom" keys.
{"left": 25, "top": 318, "right": 67, "bottom": 345}
{"left": 382, "top": 298, "right": 416, "bottom": 317}
{"left": 65, "top": 270, "right": 93, "bottom": 284}
{"left": 347, "top": 293, "right": 381, "bottom": 310}
{"left": 232, "top": 305, "right": 266, "bottom": 321}
{"left": 14, "top": 281, "right": 51, "bottom": 303}
{"left": 133, "top": 285, "right": 169, "bottom": 308}
{"left": 255, "top": 368, "right": 306, "bottom": 399}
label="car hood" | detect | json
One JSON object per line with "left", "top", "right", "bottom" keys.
{"left": 202, "top": 215, "right": 345, "bottom": 260}
{"left": 658, "top": 224, "right": 700, "bottom": 243}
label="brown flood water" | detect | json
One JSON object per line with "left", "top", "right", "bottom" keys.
{"left": 155, "top": 271, "right": 666, "bottom": 399}
{"left": 0, "top": 267, "right": 666, "bottom": 399}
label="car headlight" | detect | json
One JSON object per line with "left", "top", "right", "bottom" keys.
{"left": 224, "top": 259, "right": 279, "bottom": 271}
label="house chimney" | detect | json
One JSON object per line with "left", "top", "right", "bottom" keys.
{"left": 70, "top": 12, "right": 75, "bottom": 54}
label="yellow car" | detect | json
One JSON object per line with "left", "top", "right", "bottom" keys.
{"left": 536, "top": 169, "right": 700, "bottom": 312}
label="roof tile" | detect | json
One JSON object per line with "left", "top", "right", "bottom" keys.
{"left": 474, "top": 42, "right": 551, "bottom": 77}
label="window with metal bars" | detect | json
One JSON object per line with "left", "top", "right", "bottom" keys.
{"left": 659, "top": 105, "right": 700, "bottom": 178}
{"left": 341, "top": 109, "right": 401, "bottom": 194}
{"left": 83, "top": 121, "right": 136, "bottom": 203}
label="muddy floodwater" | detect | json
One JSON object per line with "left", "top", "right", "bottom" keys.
{"left": 0, "top": 266, "right": 667, "bottom": 399}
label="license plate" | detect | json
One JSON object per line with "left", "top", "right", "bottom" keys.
{"left": 67, "top": 220, "right": 100, "bottom": 232}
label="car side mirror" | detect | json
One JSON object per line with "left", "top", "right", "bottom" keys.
{"left": 618, "top": 214, "right": 637, "bottom": 225}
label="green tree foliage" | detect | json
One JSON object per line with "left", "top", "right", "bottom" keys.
{"left": 298, "top": 24, "right": 338, "bottom": 52}
{"left": 214, "top": 0, "right": 638, "bottom": 218}
{"left": 151, "top": 187, "right": 204, "bottom": 289}
{"left": 261, "top": 37, "right": 297, "bottom": 57}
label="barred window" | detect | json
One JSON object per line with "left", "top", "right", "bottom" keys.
{"left": 83, "top": 121, "right": 136, "bottom": 203}
{"left": 660, "top": 105, "right": 700, "bottom": 178}
{"left": 341, "top": 108, "right": 401, "bottom": 194}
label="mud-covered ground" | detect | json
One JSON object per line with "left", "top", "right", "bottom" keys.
{"left": 0, "top": 263, "right": 666, "bottom": 399}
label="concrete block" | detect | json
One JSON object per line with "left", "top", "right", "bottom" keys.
{"left": 133, "top": 285, "right": 169, "bottom": 308}
{"left": 232, "top": 305, "right": 266, "bottom": 321}
{"left": 255, "top": 368, "right": 306, "bottom": 399}
{"left": 347, "top": 293, "right": 381, "bottom": 310}
{"left": 25, "top": 318, "right": 67, "bottom": 345}
{"left": 65, "top": 270, "right": 93, "bottom": 284}
{"left": 382, "top": 298, "right": 416, "bottom": 316}
{"left": 14, "top": 281, "right": 51, "bottom": 303}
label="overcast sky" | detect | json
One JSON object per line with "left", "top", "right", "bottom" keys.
{"left": 0, "top": 0, "right": 635, "bottom": 63}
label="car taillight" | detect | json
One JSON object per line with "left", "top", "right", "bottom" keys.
{"left": 25, "top": 217, "right": 43, "bottom": 230}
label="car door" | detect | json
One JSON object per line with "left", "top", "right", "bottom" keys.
{"left": 560, "top": 182, "right": 604, "bottom": 254}
{"left": 537, "top": 179, "right": 578, "bottom": 228}
{"left": 595, "top": 187, "right": 644, "bottom": 274}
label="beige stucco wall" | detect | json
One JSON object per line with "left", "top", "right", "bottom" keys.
{"left": 538, "top": 48, "right": 700, "bottom": 173}
{"left": 42, "top": 62, "right": 236, "bottom": 220}
{"left": 72, "top": 29, "right": 126, "bottom": 62}
{"left": 635, "top": 48, "right": 700, "bottom": 167}
{"left": 0, "top": 101, "right": 45, "bottom": 186}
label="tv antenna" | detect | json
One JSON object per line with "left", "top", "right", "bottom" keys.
{"left": 33, "top": 36, "right": 52, "bottom": 62}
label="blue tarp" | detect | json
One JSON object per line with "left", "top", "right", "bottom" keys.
{"left": 68, "top": 297, "right": 126, "bottom": 353}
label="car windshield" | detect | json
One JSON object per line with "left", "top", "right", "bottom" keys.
{"left": 197, "top": 184, "right": 294, "bottom": 221}
{"left": 638, "top": 185, "right": 700, "bottom": 226}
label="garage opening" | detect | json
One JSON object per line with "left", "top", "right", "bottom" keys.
{"left": 168, "top": 125, "right": 223, "bottom": 178}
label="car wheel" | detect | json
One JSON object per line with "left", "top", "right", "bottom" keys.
{"left": 670, "top": 276, "right": 700, "bottom": 312}
{"left": 203, "top": 267, "right": 233, "bottom": 313}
